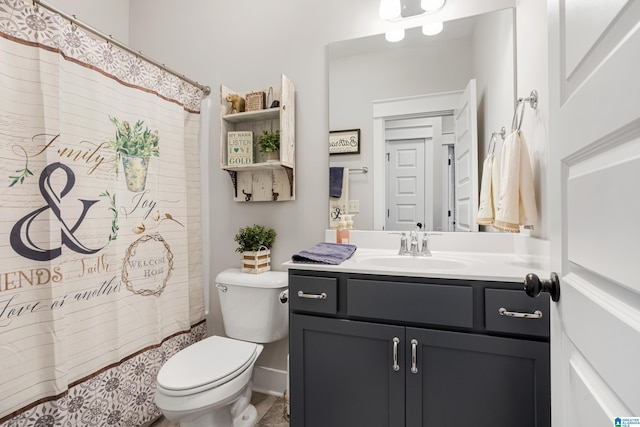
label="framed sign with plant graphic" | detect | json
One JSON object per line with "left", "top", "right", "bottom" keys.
{"left": 329, "top": 129, "right": 360, "bottom": 155}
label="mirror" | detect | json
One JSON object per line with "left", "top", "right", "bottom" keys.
{"left": 329, "top": 8, "right": 515, "bottom": 231}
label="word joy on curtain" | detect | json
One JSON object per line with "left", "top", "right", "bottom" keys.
{"left": 0, "top": 1, "right": 207, "bottom": 425}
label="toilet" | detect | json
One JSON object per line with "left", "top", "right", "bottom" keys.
{"left": 155, "top": 268, "right": 288, "bottom": 427}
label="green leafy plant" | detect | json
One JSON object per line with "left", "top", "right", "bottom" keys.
{"left": 257, "top": 129, "right": 280, "bottom": 154}
{"left": 108, "top": 116, "right": 160, "bottom": 175}
{"left": 234, "top": 224, "right": 276, "bottom": 253}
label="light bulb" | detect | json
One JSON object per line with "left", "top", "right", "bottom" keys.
{"left": 379, "top": 0, "right": 401, "bottom": 20}
{"left": 385, "top": 28, "right": 405, "bottom": 42}
{"left": 422, "top": 21, "right": 444, "bottom": 36}
{"left": 421, "top": 0, "right": 445, "bottom": 12}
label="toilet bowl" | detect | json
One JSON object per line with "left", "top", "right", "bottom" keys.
{"left": 155, "top": 269, "right": 288, "bottom": 427}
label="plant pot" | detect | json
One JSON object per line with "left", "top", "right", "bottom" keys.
{"left": 122, "top": 155, "right": 150, "bottom": 192}
{"left": 266, "top": 150, "right": 280, "bottom": 162}
{"left": 241, "top": 249, "right": 271, "bottom": 274}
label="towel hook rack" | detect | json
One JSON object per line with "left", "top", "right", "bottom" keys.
{"left": 512, "top": 90, "right": 539, "bottom": 132}
{"left": 487, "top": 126, "right": 506, "bottom": 155}
{"left": 349, "top": 167, "right": 369, "bottom": 174}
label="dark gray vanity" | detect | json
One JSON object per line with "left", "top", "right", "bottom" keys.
{"left": 288, "top": 269, "right": 550, "bottom": 427}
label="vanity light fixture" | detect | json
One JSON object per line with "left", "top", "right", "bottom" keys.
{"left": 420, "top": 0, "right": 445, "bottom": 12}
{"left": 380, "top": 0, "right": 446, "bottom": 42}
{"left": 379, "top": 0, "right": 401, "bottom": 20}
{"left": 385, "top": 28, "right": 405, "bottom": 42}
{"left": 422, "top": 21, "right": 443, "bottom": 36}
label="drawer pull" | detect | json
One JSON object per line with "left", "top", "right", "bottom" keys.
{"left": 410, "top": 339, "right": 418, "bottom": 374}
{"left": 297, "top": 291, "right": 327, "bottom": 300}
{"left": 499, "top": 307, "right": 543, "bottom": 319}
{"left": 392, "top": 337, "right": 400, "bottom": 372}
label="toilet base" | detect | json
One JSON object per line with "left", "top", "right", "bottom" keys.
{"left": 170, "top": 381, "right": 258, "bottom": 427}
{"left": 179, "top": 405, "right": 257, "bottom": 427}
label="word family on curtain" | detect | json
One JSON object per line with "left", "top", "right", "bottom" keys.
{"left": 0, "top": 1, "right": 206, "bottom": 425}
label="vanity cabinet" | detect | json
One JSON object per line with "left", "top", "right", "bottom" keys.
{"left": 220, "top": 74, "right": 295, "bottom": 202}
{"left": 289, "top": 270, "right": 550, "bottom": 427}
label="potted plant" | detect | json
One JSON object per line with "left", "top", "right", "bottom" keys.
{"left": 257, "top": 129, "right": 280, "bottom": 162}
{"left": 108, "top": 115, "right": 160, "bottom": 192}
{"left": 234, "top": 224, "right": 276, "bottom": 274}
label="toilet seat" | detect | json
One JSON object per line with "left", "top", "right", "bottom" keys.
{"left": 157, "top": 335, "right": 258, "bottom": 397}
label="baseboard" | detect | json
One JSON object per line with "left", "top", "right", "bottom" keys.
{"left": 252, "top": 365, "right": 287, "bottom": 397}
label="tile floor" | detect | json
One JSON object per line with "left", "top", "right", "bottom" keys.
{"left": 150, "top": 392, "right": 289, "bottom": 427}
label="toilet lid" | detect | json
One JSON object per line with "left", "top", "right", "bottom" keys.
{"left": 157, "top": 335, "right": 258, "bottom": 391}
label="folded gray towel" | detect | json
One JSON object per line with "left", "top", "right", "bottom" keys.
{"left": 291, "top": 242, "right": 357, "bottom": 265}
{"left": 329, "top": 167, "right": 344, "bottom": 198}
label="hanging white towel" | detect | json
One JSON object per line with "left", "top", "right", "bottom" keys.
{"left": 476, "top": 154, "right": 500, "bottom": 226}
{"left": 494, "top": 130, "right": 537, "bottom": 233}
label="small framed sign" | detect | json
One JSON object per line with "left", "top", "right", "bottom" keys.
{"left": 227, "top": 131, "right": 253, "bottom": 165}
{"left": 329, "top": 129, "right": 360, "bottom": 155}
{"left": 245, "top": 91, "right": 266, "bottom": 111}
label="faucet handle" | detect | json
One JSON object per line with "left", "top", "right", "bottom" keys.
{"left": 409, "top": 230, "right": 419, "bottom": 252}
{"left": 398, "top": 232, "right": 409, "bottom": 255}
{"left": 419, "top": 233, "right": 432, "bottom": 256}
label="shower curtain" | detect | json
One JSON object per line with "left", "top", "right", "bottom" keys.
{"left": 0, "top": 1, "right": 206, "bottom": 425}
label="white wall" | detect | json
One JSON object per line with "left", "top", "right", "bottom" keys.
{"left": 45, "top": 0, "right": 129, "bottom": 43}
{"left": 38, "top": 0, "right": 547, "bottom": 377}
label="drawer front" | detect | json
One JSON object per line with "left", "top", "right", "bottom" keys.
{"left": 347, "top": 279, "right": 473, "bottom": 328}
{"left": 289, "top": 274, "right": 338, "bottom": 315}
{"left": 485, "top": 288, "right": 550, "bottom": 338}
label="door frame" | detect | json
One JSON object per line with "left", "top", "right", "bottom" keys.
{"left": 373, "top": 90, "right": 463, "bottom": 230}
{"left": 384, "top": 119, "right": 442, "bottom": 231}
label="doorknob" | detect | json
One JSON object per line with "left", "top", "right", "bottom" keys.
{"left": 524, "top": 272, "right": 560, "bottom": 302}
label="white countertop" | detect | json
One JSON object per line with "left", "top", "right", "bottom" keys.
{"left": 283, "top": 231, "right": 550, "bottom": 283}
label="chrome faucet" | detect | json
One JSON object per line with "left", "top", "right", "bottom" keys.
{"left": 398, "top": 229, "right": 433, "bottom": 257}
{"left": 409, "top": 230, "right": 419, "bottom": 253}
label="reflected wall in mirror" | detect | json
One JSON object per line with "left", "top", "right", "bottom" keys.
{"left": 329, "top": 8, "right": 515, "bottom": 231}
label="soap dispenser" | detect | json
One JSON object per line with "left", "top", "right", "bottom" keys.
{"left": 336, "top": 215, "right": 350, "bottom": 244}
{"left": 345, "top": 214, "right": 355, "bottom": 231}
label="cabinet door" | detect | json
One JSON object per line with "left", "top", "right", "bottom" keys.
{"left": 290, "top": 314, "right": 405, "bottom": 427}
{"left": 405, "top": 328, "right": 550, "bottom": 427}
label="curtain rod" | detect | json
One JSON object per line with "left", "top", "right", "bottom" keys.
{"left": 33, "top": 0, "right": 211, "bottom": 96}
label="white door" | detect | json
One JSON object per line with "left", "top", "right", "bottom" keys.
{"left": 386, "top": 139, "right": 425, "bottom": 231}
{"left": 453, "top": 79, "right": 479, "bottom": 232}
{"left": 549, "top": 1, "right": 640, "bottom": 426}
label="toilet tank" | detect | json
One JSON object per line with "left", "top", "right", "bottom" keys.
{"left": 215, "top": 268, "right": 288, "bottom": 343}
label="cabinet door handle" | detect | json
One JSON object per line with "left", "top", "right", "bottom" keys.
{"left": 410, "top": 339, "right": 418, "bottom": 374}
{"left": 392, "top": 337, "right": 400, "bottom": 372}
{"left": 499, "top": 307, "right": 543, "bottom": 319}
{"left": 297, "top": 291, "right": 327, "bottom": 300}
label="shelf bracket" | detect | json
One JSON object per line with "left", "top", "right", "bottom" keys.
{"left": 284, "top": 166, "right": 294, "bottom": 197}
{"left": 226, "top": 170, "right": 238, "bottom": 198}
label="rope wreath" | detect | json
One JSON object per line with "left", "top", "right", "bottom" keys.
{"left": 122, "top": 233, "right": 174, "bottom": 296}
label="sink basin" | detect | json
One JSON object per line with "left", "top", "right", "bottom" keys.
{"left": 353, "top": 255, "right": 468, "bottom": 270}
